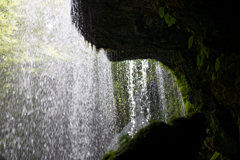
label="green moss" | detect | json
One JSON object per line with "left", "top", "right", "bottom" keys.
{"left": 118, "top": 133, "right": 132, "bottom": 147}
{"left": 184, "top": 100, "right": 195, "bottom": 114}
{"left": 167, "top": 63, "right": 192, "bottom": 114}
{"left": 210, "top": 152, "right": 220, "bottom": 160}
{"left": 102, "top": 150, "right": 116, "bottom": 160}
{"left": 163, "top": 62, "right": 190, "bottom": 99}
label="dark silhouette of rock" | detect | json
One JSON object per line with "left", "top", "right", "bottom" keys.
{"left": 102, "top": 113, "right": 207, "bottom": 160}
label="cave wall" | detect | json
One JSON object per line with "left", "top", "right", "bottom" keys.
{"left": 71, "top": 0, "right": 240, "bottom": 159}
{"left": 71, "top": 0, "right": 190, "bottom": 66}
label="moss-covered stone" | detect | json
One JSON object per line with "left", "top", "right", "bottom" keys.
{"left": 102, "top": 113, "right": 206, "bottom": 160}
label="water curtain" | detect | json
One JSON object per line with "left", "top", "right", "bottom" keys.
{"left": 0, "top": 0, "right": 184, "bottom": 159}
{"left": 0, "top": 0, "right": 115, "bottom": 159}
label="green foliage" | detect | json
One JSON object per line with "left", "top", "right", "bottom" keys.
{"left": 168, "top": 15, "right": 176, "bottom": 27}
{"left": 184, "top": 100, "right": 195, "bottom": 113}
{"left": 188, "top": 36, "right": 193, "bottom": 49}
{"left": 159, "top": 7, "right": 164, "bottom": 18}
{"left": 196, "top": 40, "right": 224, "bottom": 83}
{"left": 215, "top": 58, "right": 220, "bottom": 72}
{"left": 197, "top": 55, "right": 200, "bottom": 66}
{"left": 0, "top": 0, "right": 18, "bottom": 60}
{"left": 210, "top": 152, "right": 220, "bottom": 160}
{"left": 158, "top": 5, "right": 176, "bottom": 27}
{"left": 156, "top": 2, "right": 222, "bottom": 86}
{"left": 212, "top": 72, "right": 216, "bottom": 81}
{"left": 0, "top": 0, "right": 21, "bottom": 101}
{"left": 0, "top": 0, "right": 72, "bottom": 109}
{"left": 164, "top": 12, "right": 169, "bottom": 23}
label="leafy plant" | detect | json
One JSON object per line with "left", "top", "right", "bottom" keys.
{"left": 164, "top": 12, "right": 170, "bottom": 23}
{"left": 159, "top": 7, "right": 164, "bottom": 18}
{"left": 158, "top": 5, "right": 176, "bottom": 27}
{"left": 212, "top": 72, "right": 216, "bottom": 81}
{"left": 188, "top": 36, "right": 193, "bottom": 49}
{"left": 210, "top": 152, "right": 220, "bottom": 160}
{"left": 215, "top": 58, "right": 220, "bottom": 72}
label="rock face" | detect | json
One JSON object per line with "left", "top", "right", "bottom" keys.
{"left": 71, "top": 0, "right": 189, "bottom": 67}
{"left": 71, "top": 0, "right": 240, "bottom": 159}
{"left": 102, "top": 113, "right": 207, "bottom": 160}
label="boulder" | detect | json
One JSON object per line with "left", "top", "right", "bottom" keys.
{"left": 102, "top": 113, "right": 207, "bottom": 160}
{"left": 106, "top": 114, "right": 149, "bottom": 152}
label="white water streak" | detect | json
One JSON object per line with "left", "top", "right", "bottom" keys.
{"left": 0, "top": 1, "right": 115, "bottom": 160}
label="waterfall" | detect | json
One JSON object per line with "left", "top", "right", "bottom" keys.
{"left": 140, "top": 60, "right": 150, "bottom": 123}
{"left": 1, "top": 0, "right": 186, "bottom": 159}
{"left": 0, "top": 0, "right": 115, "bottom": 159}
{"left": 127, "top": 60, "right": 136, "bottom": 137}
{"left": 107, "top": 59, "right": 185, "bottom": 151}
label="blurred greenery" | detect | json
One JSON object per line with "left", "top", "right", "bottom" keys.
{"left": 0, "top": 1, "right": 72, "bottom": 158}
{"left": 112, "top": 59, "right": 185, "bottom": 132}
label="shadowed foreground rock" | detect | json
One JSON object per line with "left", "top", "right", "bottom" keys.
{"left": 102, "top": 113, "right": 207, "bottom": 160}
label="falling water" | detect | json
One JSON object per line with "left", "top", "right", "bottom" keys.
{"left": 0, "top": 0, "right": 115, "bottom": 159}
{"left": 140, "top": 60, "right": 150, "bottom": 123}
{"left": 156, "top": 64, "right": 186, "bottom": 122}
{"left": 126, "top": 59, "right": 151, "bottom": 137}
{"left": 127, "top": 60, "right": 136, "bottom": 137}
{"left": 1, "top": 0, "right": 186, "bottom": 159}
{"left": 156, "top": 65, "right": 168, "bottom": 122}
{"left": 108, "top": 59, "right": 185, "bottom": 151}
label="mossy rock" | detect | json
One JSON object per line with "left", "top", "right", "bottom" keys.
{"left": 102, "top": 113, "right": 207, "bottom": 160}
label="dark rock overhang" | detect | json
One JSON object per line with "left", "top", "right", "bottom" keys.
{"left": 71, "top": 0, "right": 240, "bottom": 53}
{"left": 71, "top": 0, "right": 193, "bottom": 67}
